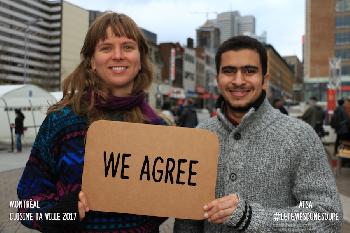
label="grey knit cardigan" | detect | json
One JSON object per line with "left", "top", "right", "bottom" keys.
{"left": 174, "top": 98, "right": 343, "bottom": 232}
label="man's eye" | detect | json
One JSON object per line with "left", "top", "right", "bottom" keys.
{"left": 244, "top": 67, "right": 258, "bottom": 74}
{"left": 222, "top": 67, "right": 236, "bottom": 74}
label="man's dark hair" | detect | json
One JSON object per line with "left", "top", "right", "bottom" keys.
{"left": 215, "top": 36, "right": 268, "bottom": 76}
{"left": 272, "top": 98, "right": 281, "bottom": 107}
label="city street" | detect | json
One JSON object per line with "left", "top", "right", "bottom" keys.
{"left": 0, "top": 145, "right": 349, "bottom": 232}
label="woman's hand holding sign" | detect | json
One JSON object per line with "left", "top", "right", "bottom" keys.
{"left": 203, "top": 193, "right": 239, "bottom": 223}
{"left": 78, "top": 191, "right": 89, "bottom": 221}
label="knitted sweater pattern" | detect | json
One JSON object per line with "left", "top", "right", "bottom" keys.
{"left": 174, "top": 99, "right": 342, "bottom": 233}
{"left": 17, "top": 107, "right": 165, "bottom": 233}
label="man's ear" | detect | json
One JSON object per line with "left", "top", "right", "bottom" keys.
{"left": 262, "top": 73, "right": 270, "bottom": 90}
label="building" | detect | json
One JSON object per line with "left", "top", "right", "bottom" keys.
{"left": 216, "top": 11, "right": 256, "bottom": 44}
{"left": 141, "top": 28, "right": 157, "bottom": 45}
{"left": 217, "top": 11, "right": 240, "bottom": 43}
{"left": 183, "top": 46, "right": 196, "bottom": 98}
{"left": 243, "top": 31, "right": 267, "bottom": 43}
{"left": 60, "top": 1, "right": 89, "bottom": 85}
{"left": 0, "top": 0, "right": 90, "bottom": 91}
{"left": 0, "top": 0, "right": 62, "bottom": 90}
{"left": 284, "top": 55, "right": 304, "bottom": 102}
{"left": 158, "top": 43, "right": 186, "bottom": 100}
{"left": 304, "top": 0, "right": 350, "bottom": 101}
{"left": 266, "top": 45, "right": 294, "bottom": 101}
{"left": 0, "top": 0, "right": 161, "bottom": 97}
{"left": 183, "top": 38, "right": 197, "bottom": 98}
{"left": 196, "top": 19, "right": 220, "bottom": 50}
{"left": 195, "top": 47, "right": 205, "bottom": 94}
{"left": 238, "top": 15, "right": 255, "bottom": 35}
{"left": 142, "top": 29, "right": 163, "bottom": 108}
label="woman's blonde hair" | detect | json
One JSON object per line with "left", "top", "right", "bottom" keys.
{"left": 49, "top": 12, "right": 153, "bottom": 123}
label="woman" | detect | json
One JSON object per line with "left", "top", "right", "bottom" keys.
{"left": 17, "top": 12, "right": 167, "bottom": 233}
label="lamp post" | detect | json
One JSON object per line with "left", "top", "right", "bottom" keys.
{"left": 23, "top": 18, "right": 42, "bottom": 84}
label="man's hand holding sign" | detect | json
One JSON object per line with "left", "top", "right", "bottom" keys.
{"left": 82, "top": 120, "right": 219, "bottom": 219}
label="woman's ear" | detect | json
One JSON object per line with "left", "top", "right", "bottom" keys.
{"left": 91, "top": 57, "right": 96, "bottom": 71}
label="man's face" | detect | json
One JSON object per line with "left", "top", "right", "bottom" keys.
{"left": 217, "top": 49, "right": 269, "bottom": 111}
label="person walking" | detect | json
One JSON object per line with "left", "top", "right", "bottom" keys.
{"left": 331, "top": 97, "right": 350, "bottom": 167}
{"left": 272, "top": 97, "right": 288, "bottom": 115}
{"left": 301, "top": 96, "right": 326, "bottom": 137}
{"left": 174, "top": 36, "right": 342, "bottom": 232}
{"left": 17, "top": 12, "right": 167, "bottom": 233}
{"left": 178, "top": 98, "right": 198, "bottom": 128}
{"left": 330, "top": 98, "right": 345, "bottom": 154}
{"left": 160, "top": 101, "right": 175, "bottom": 125}
{"left": 14, "top": 108, "right": 25, "bottom": 152}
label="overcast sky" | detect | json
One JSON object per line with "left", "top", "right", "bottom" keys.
{"left": 66, "top": 0, "right": 305, "bottom": 60}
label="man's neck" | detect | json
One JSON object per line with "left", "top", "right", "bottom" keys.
{"left": 225, "top": 107, "right": 245, "bottom": 125}
{"left": 221, "top": 90, "right": 266, "bottom": 125}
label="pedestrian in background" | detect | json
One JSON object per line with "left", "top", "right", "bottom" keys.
{"left": 178, "top": 98, "right": 198, "bottom": 128}
{"left": 160, "top": 101, "right": 175, "bottom": 125}
{"left": 174, "top": 36, "right": 342, "bottom": 232}
{"left": 17, "top": 11, "right": 167, "bottom": 233}
{"left": 330, "top": 97, "right": 350, "bottom": 167}
{"left": 331, "top": 98, "right": 345, "bottom": 154}
{"left": 301, "top": 96, "right": 326, "bottom": 137}
{"left": 14, "top": 108, "right": 25, "bottom": 152}
{"left": 272, "top": 97, "right": 288, "bottom": 115}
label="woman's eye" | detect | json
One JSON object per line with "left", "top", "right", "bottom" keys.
{"left": 100, "top": 46, "right": 111, "bottom": 52}
{"left": 124, "top": 44, "right": 135, "bottom": 51}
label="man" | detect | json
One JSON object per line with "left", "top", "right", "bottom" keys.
{"left": 272, "top": 98, "right": 288, "bottom": 115}
{"left": 330, "top": 97, "right": 350, "bottom": 166}
{"left": 14, "top": 108, "right": 25, "bottom": 152}
{"left": 178, "top": 98, "right": 198, "bottom": 128}
{"left": 301, "top": 96, "right": 326, "bottom": 137}
{"left": 174, "top": 36, "right": 342, "bottom": 232}
{"left": 330, "top": 98, "right": 346, "bottom": 152}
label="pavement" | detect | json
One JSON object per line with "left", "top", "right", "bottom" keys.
{"left": 0, "top": 145, "right": 349, "bottom": 232}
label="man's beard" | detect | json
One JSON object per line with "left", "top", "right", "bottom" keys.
{"left": 227, "top": 102, "right": 255, "bottom": 113}
{"left": 224, "top": 90, "right": 266, "bottom": 113}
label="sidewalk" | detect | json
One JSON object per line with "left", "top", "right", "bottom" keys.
{"left": 0, "top": 147, "right": 31, "bottom": 173}
{"left": 0, "top": 146, "right": 349, "bottom": 232}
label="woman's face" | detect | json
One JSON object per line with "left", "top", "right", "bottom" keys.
{"left": 91, "top": 27, "right": 141, "bottom": 97}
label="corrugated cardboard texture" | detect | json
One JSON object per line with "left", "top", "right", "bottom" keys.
{"left": 82, "top": 120, "right": 219, "bottom": 220}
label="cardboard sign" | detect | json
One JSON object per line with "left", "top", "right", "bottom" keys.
{"left": 82, "top": 120, "right": 219, "bottom": 220}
